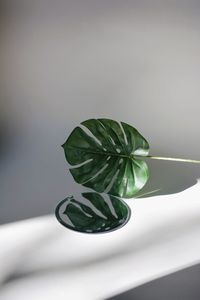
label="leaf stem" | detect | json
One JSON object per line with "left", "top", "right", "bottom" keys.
{"left": 134, "top": 188, "right": 161, "bottom": 198}
{"left": 142, "top": 155, "right": 200, "bottom": 164}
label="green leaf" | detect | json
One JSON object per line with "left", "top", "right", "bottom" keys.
{"left": 55, "top": 193, "right": 130, "bottom": 233}
{"left": 62, "top": 118, "right": 149, "bottom": 198}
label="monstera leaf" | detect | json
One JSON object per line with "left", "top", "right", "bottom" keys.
{"left": 55, "top": 192, "right": 130, "bottom": 233}
{"left": 62, "top": 118, "right": 149, "bottom": 198}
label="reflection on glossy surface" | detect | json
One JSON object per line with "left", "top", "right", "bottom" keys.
{"left": 55, "top": 192, "right": 131, "bottom": 233}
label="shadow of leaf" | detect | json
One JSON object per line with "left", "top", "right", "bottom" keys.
{"left": 136, "top": 158, "right": 200, "bottom": 198}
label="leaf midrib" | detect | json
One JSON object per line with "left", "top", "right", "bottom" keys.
{"left": 66, "top": 146, "right": 147, "bottom": 160}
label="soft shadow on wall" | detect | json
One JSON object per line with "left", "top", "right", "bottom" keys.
{"left": 136, "top": 155, "right": 200, "bottom": 198}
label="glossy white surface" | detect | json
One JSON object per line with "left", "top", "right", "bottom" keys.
{"left": 1, "top": 181, "right": 200, "bottom": 300}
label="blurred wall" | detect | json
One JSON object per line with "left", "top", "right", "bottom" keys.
{"left": 1, "top": 0, "right": 200, "bottom": 223}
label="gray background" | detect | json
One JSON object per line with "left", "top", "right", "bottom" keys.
{"left": 1, "top": 0, "right": 200, "bottom": 224}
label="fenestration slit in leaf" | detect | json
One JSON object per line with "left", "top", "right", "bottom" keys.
{"left": 79, "top": 124, "right": 103, "bottom": 148}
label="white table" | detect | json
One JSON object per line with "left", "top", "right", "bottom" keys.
{"left": 1, "top": 181, "right": 200, "bottom": 300}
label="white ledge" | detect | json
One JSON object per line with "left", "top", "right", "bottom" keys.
{"left": 0, "top": 181, "right": 200, "bottom": 300}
